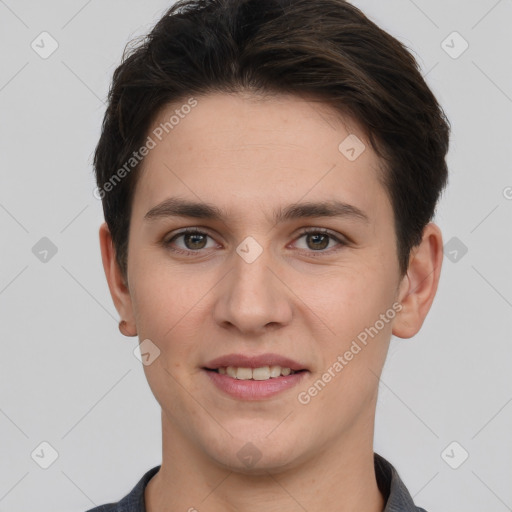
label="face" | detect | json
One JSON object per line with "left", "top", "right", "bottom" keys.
{"left": 114, "top": 92, "right": 411, "bottom": 472}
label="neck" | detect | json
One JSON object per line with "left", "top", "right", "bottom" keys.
{"left": 145, "top": 414, "right": 385, "bottom": 512}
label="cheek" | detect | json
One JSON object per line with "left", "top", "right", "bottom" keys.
{"left": 133, "top": 277, "right": 203, "bottom": 403}
{"left": 319, "top": 259, "right": 397, "bottom": 316}
{"left": 302, "top": 276, "right": 398, "bottom": 421}
{"left": 129, "top": 261, "right": 202, "bottom": 350}
{"left": 307, "top": 261, "right": 399, "bottom": 362}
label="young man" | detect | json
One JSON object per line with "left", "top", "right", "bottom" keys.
{"left": 90, "top": 0, "right": 450, "bottom": 510}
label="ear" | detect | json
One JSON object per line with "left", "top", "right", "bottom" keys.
{"left": 392, "top": 222, "right": 443, "bottom": 339}
{"left": 99, "top": 222, "right": 137, "bottom": 336}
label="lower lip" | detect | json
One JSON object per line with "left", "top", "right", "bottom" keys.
{"left": 204, "top": 369, "right": 308, "bottom": 400}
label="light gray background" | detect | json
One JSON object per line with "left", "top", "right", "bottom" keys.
{"left": 1, "top": 1, "right": 511, "bottom": 511}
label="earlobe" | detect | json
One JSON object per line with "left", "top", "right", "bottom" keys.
{"left": 99, "top": 222, "right": 137, "bottom": 337}
{"left": 392, "top": 223, "right": 443, "bottom": 339}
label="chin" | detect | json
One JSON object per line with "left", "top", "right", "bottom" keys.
{"left": 203, "top": 433, "right": 308, "bottom": 476}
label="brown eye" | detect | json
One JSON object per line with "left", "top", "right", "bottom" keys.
{"left": 164, "top": 229, "right": 216, "bottom": 254}
{"left": 294, "top": 228, "right": 345, "bottom": 253}
{"left": 182, "top": 232, "right": 208, "bottom": 250}
{"left": 305, "top": 233, "right": 330, "bottom": 250}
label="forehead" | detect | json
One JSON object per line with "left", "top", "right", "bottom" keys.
{"left": 132, "top": 92, "right": 390, "bottom": 224}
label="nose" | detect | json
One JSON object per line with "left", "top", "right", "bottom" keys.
{"left": 213, "top": 241, "right": 293, "bottom": 335}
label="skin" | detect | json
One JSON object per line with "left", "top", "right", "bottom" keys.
{"left": 99, "top": 91, "right": 443, "bottom": 512}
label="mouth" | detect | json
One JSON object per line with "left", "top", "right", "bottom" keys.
{"left": 202, "top": 353, "right": 309, "bottom": 400}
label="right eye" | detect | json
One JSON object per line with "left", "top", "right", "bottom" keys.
{"left": 163, "top": 228, "right": 219, "bottom": 255}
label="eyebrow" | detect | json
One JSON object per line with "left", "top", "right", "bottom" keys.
{"left": 144, "top": 197, "right": 369, "bottom": 224}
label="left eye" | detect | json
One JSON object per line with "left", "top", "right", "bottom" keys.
{"left": 294, "top": 229, "right": 343, "bottom": 251}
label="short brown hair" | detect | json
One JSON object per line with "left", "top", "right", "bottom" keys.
{"left": 94, "top": 0, "right": 450, "bottom": 280}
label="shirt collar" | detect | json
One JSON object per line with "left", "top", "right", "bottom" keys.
{"left": 374, "top": 453, "right": 428, "bottom": 512}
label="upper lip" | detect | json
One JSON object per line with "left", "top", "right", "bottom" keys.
{"left": 204, "top": 353, "right": 307, "bottom": 371}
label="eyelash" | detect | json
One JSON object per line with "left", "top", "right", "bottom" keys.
{"left": 162, "top": 227, "right": 347, "bottom": 257}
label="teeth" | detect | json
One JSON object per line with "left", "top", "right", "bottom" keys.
{"left": 269, "top": 365, "right": 282, "bottom": 378}
{"left": 236, "top": 367, "right": 253, "bottom": 380}
{"left": 252, "top": 367, "right": 270, "bottom": 380}
{"left": 219, "top": 365, "right": 297, "bottom": 380}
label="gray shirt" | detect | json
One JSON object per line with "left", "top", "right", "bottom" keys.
{"left": 85, "top": 453, "right": 427, "bottom": 512}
